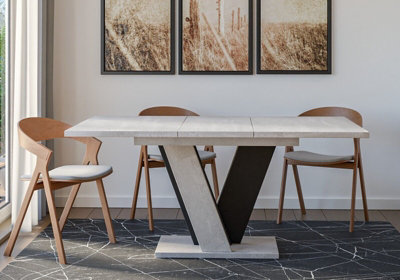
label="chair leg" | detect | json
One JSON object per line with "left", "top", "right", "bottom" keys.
{"left": 4, "top": 175, "right": 38, "bottom": 257}
{"left": 143, "top": 150, "right": 154, "bottom": 231}
{"left": 292, "top": 165, "right": 306, "bottom": 215}
{"left": 277, "top": 160, "right": 289, "bottom": 224}
{"left": 130, "top": 151, "right": 144, "bottom": 220}
{"left": 358, "top": 153, "right": 369, "bottom": 222}
{"left": 43, "top": 177, "right": 67, "bottom": 265}
{"left": 59, "top": 184, "right": 81, "bottom": 231}
{"left": 210, "top": 160, "right": 220, "bottom": 200}
{"left": 96, "top": 179, "right": 116, "bottom": 243}
{"left": 350, "top": 139, "right": 360, "bottom": 233}
{"left": 350, "top": 166, "right": 358, "bottom": 233}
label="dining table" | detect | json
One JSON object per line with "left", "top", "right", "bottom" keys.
{"left": 65, "top": 116, "right": 369, "bottom": 259}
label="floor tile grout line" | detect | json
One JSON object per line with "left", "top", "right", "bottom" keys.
{"left": 378, "top": 210, "right": 389, "bottom": 222}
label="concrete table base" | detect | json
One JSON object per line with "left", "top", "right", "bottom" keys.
{"left": 155, "top": 235, "right": 279, "bottom": 259}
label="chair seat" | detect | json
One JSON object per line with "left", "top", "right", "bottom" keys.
{"left": 149, "top": 150, "right": 216, "bottom": 162}
{"left": 285, "top": 151, "right": 354, "bottom": 164}
{"left": 22, "top": 165, "right": 113, "bottom": 182}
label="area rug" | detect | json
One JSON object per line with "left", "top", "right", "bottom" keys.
{"left": 1, "top": 220, "right": 400, "bottom": 279}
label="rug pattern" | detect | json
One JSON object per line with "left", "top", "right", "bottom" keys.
{"left": 1, "top": 219, "right": 400, "bottom": 279}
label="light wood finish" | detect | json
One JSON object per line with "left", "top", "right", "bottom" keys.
{"left": 65, "top": 207, "right": 94, "bottom": 219}
{"left": 3, "top": 118, "right": 116, "bottom": 264}
{"left": 130, "top": 107, "right": 220, "bottom": 231}
{"left": 294, "top": 209, "right": 326, "bottom": 221}
{"left": 0, "top": 215, "right": 51, "bottom": 271}
{"left": 250, "top": 209, "right": 266, "bottom": 220}
{"left": 355, "top": 210, "right": 385, "bottom": 221}
{"left": 322, "top": 210, "right": 360, "bottom": 221}
{"left": 277, "top": 107, "right": 369, "bottom": 232}
{"left": 90, "top": 208, "right": 122, "bottom": 219}
{"left": 267, "top": 209, "right": 296, "bottom": 221}
{"left": 381, "top": 211, "right": 400, "bottom": 230}
{"left": 119, "top": 208, "right": 147, "bottom": 219}
{"left": 0, "top": 218, "right": 11, "bottom": 246}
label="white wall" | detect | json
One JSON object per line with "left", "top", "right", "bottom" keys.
{"left": 52, "top": 0, "right": 400, "bottom": 209}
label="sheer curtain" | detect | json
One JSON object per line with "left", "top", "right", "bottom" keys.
{"left": 9, "top": 0, "right": 50, "bottom": 231}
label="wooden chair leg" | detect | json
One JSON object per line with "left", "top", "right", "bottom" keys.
{"left": 277, "top": 160, "right": 289, "bottom": 224}
{"left": 350, "top": 167, "right": 358, "bottom": 233}
{"left": 130, "top": 150, "right": 144, "bottom": 220}
{"left": 350, "top": 139, "right": 360, "bottom": 233}
{"left": 96, "top": 179, "right": 116, "bottom": 243}
{"left": 59, "top": 184, "right": 81, "bottom": 231}
{"left": 43, "top": 177, "right": 67, "bottom": 265}
{"left": 358, "top": 152, "right": 369, "bottom": 222}
{"left": 210, "top": 160, "right": 220, "bottom": 200}
{"left": 292, "top": 165, "right": 306, "bottom": 215}
{"left": 143, "top": 149, "right": 154, "bottom": 231}
{"left": 4, "top": 175, "right": 38, "bottom": 257}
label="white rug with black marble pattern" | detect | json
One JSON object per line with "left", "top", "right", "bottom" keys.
{"left": 1, "top": 219, "right": 400, "bottom": 279}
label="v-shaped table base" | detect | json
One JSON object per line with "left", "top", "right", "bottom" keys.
{"left": 156, "top": 145, "right": 279, "bottom": 259}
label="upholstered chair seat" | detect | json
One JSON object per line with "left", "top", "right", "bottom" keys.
{"left": 149, "top": 150, "right": 216, "bottom": 162}
{"left": 285, "top": 151, "right": 353, "bottom": 164}
{"left": 22, "top": 165, "right": 113, "bottom": 182}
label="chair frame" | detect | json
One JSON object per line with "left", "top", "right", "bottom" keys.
{"left": 130, "top": 106, "right": 220, "bottom": 231}
{"left": 277, "top": 107, "right": 369, "bottom": 232}
{"left": 4, "top": 118, "right": 116, "bottom": 264}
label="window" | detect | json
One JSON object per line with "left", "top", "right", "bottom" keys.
{"left": 0, "top": 0, "right": 9, "bottom": 222}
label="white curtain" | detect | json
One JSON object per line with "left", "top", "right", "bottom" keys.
{"left": 10, "top": 0, "right": 46, "bottom": 231}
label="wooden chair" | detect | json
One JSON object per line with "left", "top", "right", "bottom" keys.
{"left": 4, "top": 118, "right": 116, "bottom": 264}
{"left": 277, "top": 107, "right": 369, "bottom": 232}
{"left": 130, "top": 106, "right": 220, "bottom": 231}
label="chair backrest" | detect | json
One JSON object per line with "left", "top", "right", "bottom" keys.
{"left": 139, "top": 106, "right": 199, "bottom": 117}
{"left": 19, "top": 117, "right": 72, "bottom": 142}
{"left": 300, "top": 107, "right": 363, "bottom": 127}
{"left": 19, "top": 117, "right": 101, "bottom": 164}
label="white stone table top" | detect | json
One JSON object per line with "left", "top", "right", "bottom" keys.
{"left": 251, "top": 117, "right": 369, "bottom": 138}
{"left": 178, "top": 117, "right": 253, "bottom": 138}
{"left": 65, "top": 116, "right": 369, "bottom": 141}
{"left": 64, "top": 116, "right": 187, "bottom": 138}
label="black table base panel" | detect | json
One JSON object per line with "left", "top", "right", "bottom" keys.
{"left": 159, "top": 146, "right": 199, "bottom": 245}
{"left": 218, "top": 146, "right": 276, "bottom": 244}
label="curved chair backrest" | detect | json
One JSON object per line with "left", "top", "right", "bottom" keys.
{"left": 19, "top": 117, "right": 72, "bottom": 142}
{"left": 19, "top": 117, "right": 101, "bottom": 163}
{"left": 300, "top": 107, "right": 363, "bottom": 127}
{"left": 139, "top": 106, "right": 199, "bottom": 117}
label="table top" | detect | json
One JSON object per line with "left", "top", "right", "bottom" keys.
{"left": 65, "top": 116, "right": 369, "bottom": 142}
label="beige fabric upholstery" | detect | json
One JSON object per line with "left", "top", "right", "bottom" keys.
{"left": 149, "top": 150, "right": 216, "bottom": 162}
{"left": 22, "top": 165, "right": 113, "bottom": 181}
{"left": 285, "top": 151, "right": 353, "bottom": 164}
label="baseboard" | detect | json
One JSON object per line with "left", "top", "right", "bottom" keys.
{"left": 55, "top": 195, "right": 400, "bottom": 210}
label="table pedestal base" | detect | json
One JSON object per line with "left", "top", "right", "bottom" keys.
{"left": 155, "top": 235, "right": 279, "bottom": 259}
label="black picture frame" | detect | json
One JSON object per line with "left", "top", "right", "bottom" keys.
{"left": 179, "top": 0, "right": 253, "bottom": 75}
{"left": 257, "top": 0, "right": 332, "bottom": 74}
{"left": 101, "top": 0, "right": 175, "bottom": 75}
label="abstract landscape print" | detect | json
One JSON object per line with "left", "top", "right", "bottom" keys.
{"left": 180, "top": 0, "right": 253, "bottom": 74}
{"left": 257, "top": 0, "right": 331, "bottom": 74}
{"left": 102, "top": 0, "right": 175, "bottom": 74}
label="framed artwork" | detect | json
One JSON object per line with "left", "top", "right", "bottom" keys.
{"left": 101, "top": 0, "right": 175, "bottom": 74}
{"left": 257, "top": 0, "right": 332, "bottom": 74}
{"left": 179, "top": 0, "right": 253, "bottom": 75}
